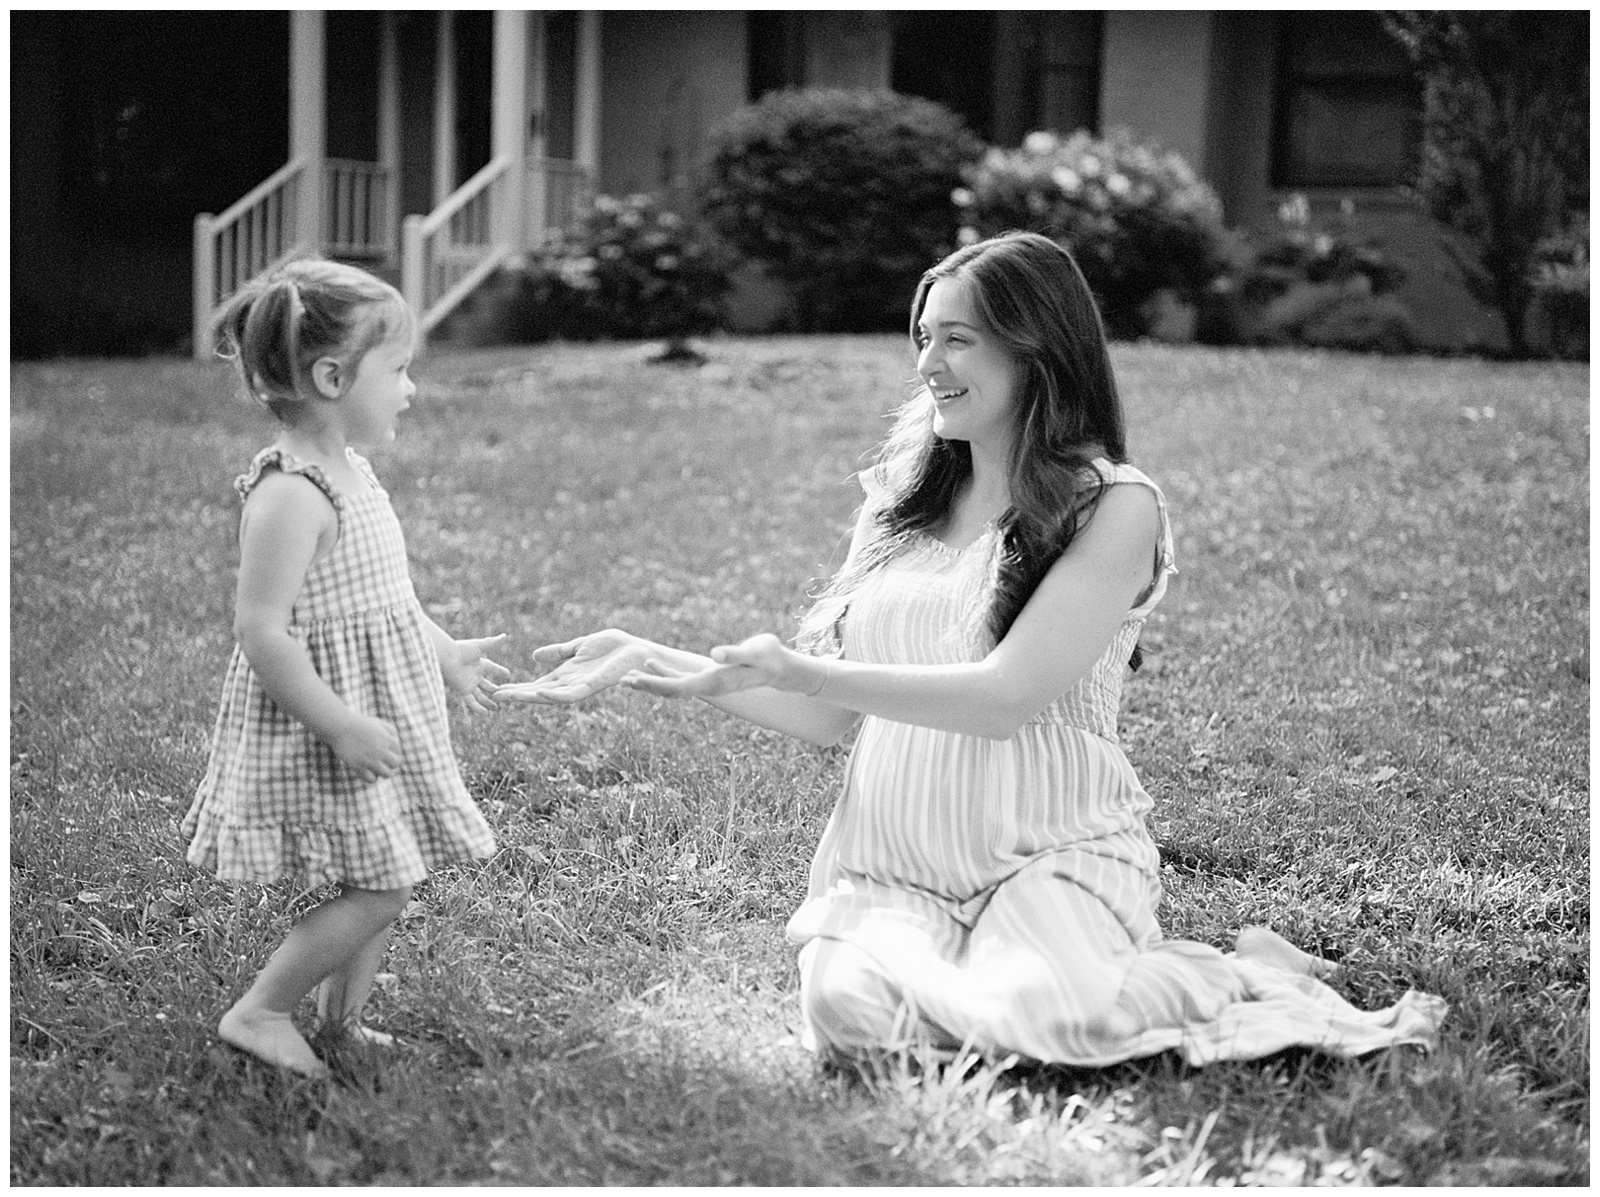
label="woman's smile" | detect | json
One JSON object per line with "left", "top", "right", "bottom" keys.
{"left": 916, "top": 277, "right": 1019, "bottom": 456}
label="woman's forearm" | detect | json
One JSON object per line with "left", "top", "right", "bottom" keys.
{"left": 645, "top": 643, "right": 860, "bottom": 746}
{"left": 804, "top": 656, "right": 1041, "bottom": 740}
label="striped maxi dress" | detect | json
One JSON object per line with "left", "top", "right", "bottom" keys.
{"left": 787, "top": 461, "right": 1446, "bottom": 1066}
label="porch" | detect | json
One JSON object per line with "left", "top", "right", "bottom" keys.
{"left": 191, "top": 10, "right": 600, "bottom": 359}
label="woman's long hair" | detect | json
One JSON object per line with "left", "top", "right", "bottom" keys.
{"left": 798, "top": 231, "right": 1139, "bottom": 664}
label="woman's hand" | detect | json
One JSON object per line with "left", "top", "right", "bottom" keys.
{"left": 495, "top": 629, "right": 657, "bottom": 704}
{"left": 624, "top": 633, "right": 826, "bottom": 699}
{"left": 438, "top": 633, "right": 512, "bottom": 712}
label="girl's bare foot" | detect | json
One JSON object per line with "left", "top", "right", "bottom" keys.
{"left": 1234, "top": 926, "right": 1338, "bottom": 978}
{"left": 219, "top": 1005, "right": 328, "bottom": 1077}
{"left": 320, "top": 1020, "right": 395, "bottom": 1048}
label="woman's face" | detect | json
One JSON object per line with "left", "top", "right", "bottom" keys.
{"left": 914, "top": 277, "right": 1021, "bottom": 458}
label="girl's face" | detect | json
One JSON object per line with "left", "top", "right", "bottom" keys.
{"left": 915, "top": 277, "right": 1021, "bottom": 459}
{"left": 336, "top": 332, "right": 416, "bottom": 448}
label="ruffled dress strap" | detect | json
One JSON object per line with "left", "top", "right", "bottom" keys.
{"left": 346, "top": 448, "right": 383, "bottom": 492}
{"left": 234, "top": 447, "right": 344, "bottom": 536}
{"left": 858, "top": 464, "right": 891, "bottom": 507}
{"left": 1094, "top": 459, "right": 1176, "bottom": 618}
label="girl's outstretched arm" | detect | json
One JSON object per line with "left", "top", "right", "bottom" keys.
{"left": 233, "top": 472, "right": 402, "bottom": 781}
{"left": 417, "top": 614, "right": 510, "bottom": 712}
{"left": 627, "top": 483, "right": 1161, "bottom": 740}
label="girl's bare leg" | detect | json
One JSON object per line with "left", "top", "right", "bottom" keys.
{"left": 219, "top": 885, "right": 411, "bottom": 1076}
{"left": 317, "top": 924, "right": 395, "bottom": 1045}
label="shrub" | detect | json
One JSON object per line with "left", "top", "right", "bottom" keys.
{"left": 479, "top": 193, "right": 732, "bottom": 353}
{"left": 1527, "top": 212, "right": 1588, "bottom": 361}
{"left": 954, "top": 128, "right": 1232, "bottom": 339}
{"left": 543, "top": 193, "right": 733, "bottom": 345}
{"left": 698, "top": 88, "right": 983, "bottom": 333}
{"left": 1240, "top": 194, "right": 1407, "bottom": 303}
{"left": 1383, "top": 12, "right": 1588, "bottom": 358}
{"left": 1256, "top": 284, "right": 1417, "bottom": 355}
{"left": 1206, "top": 194, "right": 1417, "bottom": 355}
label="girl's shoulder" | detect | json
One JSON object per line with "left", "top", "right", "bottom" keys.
{"left": 235, "top": 446, "right": 341, "bottom": 503}
{"left": 235, "top": 448, "right": 344, "bottom": 535}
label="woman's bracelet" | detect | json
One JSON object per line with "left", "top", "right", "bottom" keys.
{"left": 807, "top": 658, "right": 832, "bottom": 698}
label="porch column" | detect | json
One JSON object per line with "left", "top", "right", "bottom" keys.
{"left": 493, "top": 9, "right": 529, "bottom": 247}
{"left": 378, "top": 13, "right": 400, "bottom": 260}
{"left": 574, "top": 12, "right": 602, "bottom": 180}
{"left": 290, "top": 11, "right": 325, "bottom": 253}
{"left": 526, "top": 13, "right": 548, "bottom": 240}
{"left": 433, "top": 11, "right": 457, "bottom": 207}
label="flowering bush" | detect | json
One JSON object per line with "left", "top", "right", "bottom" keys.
{"left": 1216, "top": 194, "right": 1417, "bottom": 355}
{"left": 954, "top": 128, "right": 1231, "bottom": 338}
{"left": 699, "top": 88, "right": 983, "bottom": 332}
{"left": 1240, "top": 194, "right": 1406, "bottom": 303}
{"left": 535, "top": 193, "right": 732, "bottom": 344}
{"left": 474, "top": 193, "right": 732, "bottom": 352}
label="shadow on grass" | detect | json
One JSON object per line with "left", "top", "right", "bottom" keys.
{"left": 12, "top": 995, "right": 946, "bottom": 1185}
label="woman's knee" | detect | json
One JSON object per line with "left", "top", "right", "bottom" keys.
{"left": 800, "top": 940, "right": 905, "bottom": 1051}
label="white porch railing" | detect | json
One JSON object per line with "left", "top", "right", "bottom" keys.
{"left": 324, "top": 158, "right": 394, "bottom": 262}
{"left": 402, "top": 155, "right": 514, "bottom": 337}
{"left": 192, "top": 159, "right": 306, "bottom": 359}
{"left": 196, "top": 152, "right": 591, "bottom": 357}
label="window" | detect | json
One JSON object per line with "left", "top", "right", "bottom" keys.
{"left": 890, "top": 13, "right": 997, "bottom": 140}
{"left": 747, "top": 12, "right": 806, "bottom": 101}
{"left": 1272, "top": 12, "right": 1420, "bottom": 188}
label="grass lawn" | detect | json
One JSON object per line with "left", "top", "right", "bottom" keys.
{"left": 9, "top": 335, "right": 1589, "bottom": 1184}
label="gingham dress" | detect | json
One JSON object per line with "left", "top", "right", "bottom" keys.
{"left": 788, "top": 462, "right": 1447, "bottom": 1066}
{"left": 183, "top": 447, "right": 495, "bottom": 890}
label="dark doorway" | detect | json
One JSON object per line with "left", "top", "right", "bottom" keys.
{"left": 13, "top": 10, "right": 289, "bottom": 355}
{"left": 889, "top": 12, "right": 997, "bottom": 139}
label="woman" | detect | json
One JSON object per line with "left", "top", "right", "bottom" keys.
{"left": 498, "top": 232, "right": 1445, "bottom": 1067}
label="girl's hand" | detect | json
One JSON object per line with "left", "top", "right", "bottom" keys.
{"left": 623, "top": 633, "right": 824, "bottom": 699}
{"left": 329, "top": 714, "right": 403, "bottom": 784}
{"left": 495, "top": 629, "right": 652, "bottom": 704}
{"left": 439, "top": 633, "right": 512, "bottom": 712}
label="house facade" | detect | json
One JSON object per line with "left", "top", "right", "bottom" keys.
{"left": 12, "top": 9, "right": 1500, "bottom": 358}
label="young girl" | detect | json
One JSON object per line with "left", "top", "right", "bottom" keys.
{"left": 182, "top": 258, "right": 508, "bottom": 1078}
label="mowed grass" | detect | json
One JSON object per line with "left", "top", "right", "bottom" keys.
{"left": 10, "top": 336, "right": 1589, "bottom": 1185}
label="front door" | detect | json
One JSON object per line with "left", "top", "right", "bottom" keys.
{"left": 527, "top": 11, "right": 586, "bottom": 241}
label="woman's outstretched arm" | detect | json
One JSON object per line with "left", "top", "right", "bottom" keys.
{"left": 496, "top": 498, "right": 879, "bottom": 747}
{"left": 502, "top": 630, "right": 859, "bottom": 745}
{"left": 626, "top": 483, "right": 1160, "bottom": 740}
